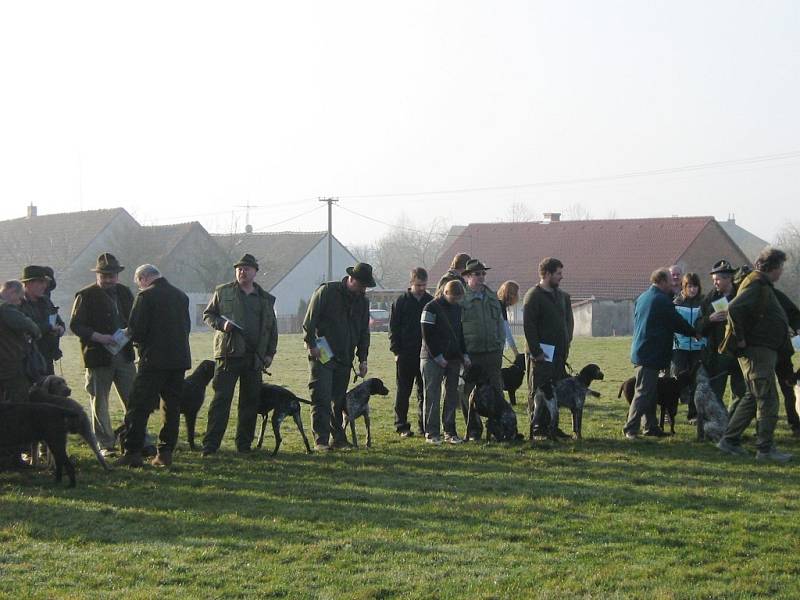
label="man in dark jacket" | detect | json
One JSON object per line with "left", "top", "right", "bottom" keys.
{"left": 435, "top": 253, "right": 470, "bottom": 294}
{"left": 523, "top": 257, "right": 574, "bottom": 438}
{"left": 717, "top": 248, "right": 794, "bottom": 462}
{"left": 695, "top": 260, "right": 747, "bottom": 408}
{"left": 69, "top": 253, "right": 139, "bottom": 456}
{"left": 202, "top": 254, "right": 279, "bottom": 455}
{"left": 623, "top": 268, "right": 697, "bottom": 439}
{"left": 19, "top": 265, "right": 64, "bottom": 377}
{"left": 116, "top": 265, "right": 192, "bottom": 468}
{"left": 389, "top": 267, "right": 433, "bottom": 437}
{"left": 0, "top": 280, "right": 41, "bottom": 403}
{"left": 303, "top": 263, "right": 373, "bottom": 451}
{"left": 773, "top": 288, "right": 800, "bottom": 435}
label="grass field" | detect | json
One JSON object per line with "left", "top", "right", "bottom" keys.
{"left": 2, "top": 333, "right": 800, "bottom": 599}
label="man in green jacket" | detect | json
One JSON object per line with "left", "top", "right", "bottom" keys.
{"left": 523, "top": 257, "right": 574, "bottom": 438}
{"left": 460, "top": 259, "right": 505, "bottom": 441}
{"left": 303, "top": 263, "right": 373, "bottom": 451}
{"left": 202, "top": 254, "right": 278, "bottom": 455}
{"left": 717, "top": 248, "right": 793, "bottom": 462}
{"left": 0, "top": 280, "right": 41, "bottom": 403}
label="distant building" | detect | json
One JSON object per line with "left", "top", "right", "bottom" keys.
{"left": 718, "top": 216, "right": 770, "bottom": 263}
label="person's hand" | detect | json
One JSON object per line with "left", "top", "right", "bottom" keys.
{"left": 52, "top": 324, "right": 65, "bottom": 336}
{"left": 222, "top": 320, "right": 234, "bottom": 333}
{"left": 93, "top": 333, "right": 115, "bottom": 345}
{"left": 309, "top": 346, "right": 321, "bottom": 360}
{"left": 358, "top": 361, "right": 368, "bottom": 377}
{"left": 262, "top": 354, "right": 273, "bottom": 369}
{"left": 394, "top": 354, "right": 399, "bottom": 363}
{"left": 534, "top": 351, "right": 546, "bottom": 363}
{"left": 709, "top": 310, "right": 727, "bottom": 322}
{"left": 435, "top": 355, "right": 448, "bottom": 369}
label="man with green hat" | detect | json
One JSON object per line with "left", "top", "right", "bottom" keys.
{"left": 70, "top": 253, "right": 145, "bottom": 458}
{"left": 20, "top": 265, "right": 65, "bottom": 377}
{"left": 303, "top": 262, "right": 374, "bottom": 450}
{"left": 202, "top": 253, "right": 278, "bottom": 455}
{"left": 0, "top": 279, "right": 41, "bottom": 403}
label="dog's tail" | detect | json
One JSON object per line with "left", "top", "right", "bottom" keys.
{"left": 617, "top": 381, "right": 625, "bottom": 398}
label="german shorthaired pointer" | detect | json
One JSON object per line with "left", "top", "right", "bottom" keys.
{"left": 535, "top": 363, "right": 604, "bottom": 440}
{"left": 341, "top": 378, "right": 390, "bottom": 449}
{"left": 693, "top": 364, "right": 729, "bottom": 442}
{"left": 256, "top": 383, "right": 313, "bottom": 456}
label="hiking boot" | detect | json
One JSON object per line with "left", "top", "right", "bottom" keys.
{"left": 114, "top": 452, "right": 144, "bottom": 468}
{"left": 444, "top": 434, "right": 464, "bottom": 445}
{"left": 554, "top": 428, "right": 571, "bottom": 440}
{"left": 644, "top": 427, "right": 668, "bottom": 438}
{"left": 425, "top": 436, "right": 442, "bottom": 445}
{"left": 624, "top": 431, "right": 639, "bottom": 440}
{"left": 399, "top": 430, "right": 415, "bottom": 439}
{"left": 755, "top": 447, "right": 793, "bottom": 463}
{"left": 314, "top": 443, "right": 333, "bottom": 452}
{"left": 151, "top": 449, "right": 173, "bottom": 468}
{"left": 201, "top": 447, "right": 217, "bottom": 457}
{"left": 716, "top": 439, "right": 750, "bottom": 457}
{"left": 100, "top": 448, "right": 118, "bottom": 459}
{"left": 332, "top": 439, "right": 353, "bottom": 450}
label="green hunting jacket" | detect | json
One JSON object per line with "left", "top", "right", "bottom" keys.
{"left": 461, "top": 285, "right": 504, "bottom": 354}
{"left": 303, "top": 278, "right": 370, "bottom": 363}
{"left": 0, "top": 300, "right": 41, "bottom": 379}
{"left": 204, "top": 281, "right": 278, "bottom": 365}
{"left": 522, "top": 285, "right": 574, "bottom": 364}
{"left": 725, "top": 271, "right": 791, "bottom": 354}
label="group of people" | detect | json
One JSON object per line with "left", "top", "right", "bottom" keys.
{"left": 1, "top": 244, "right": 798, "bottom": 468}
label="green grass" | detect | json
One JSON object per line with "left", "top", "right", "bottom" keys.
{"left": 2, "top": 334, "right": 800, "bottom": 599}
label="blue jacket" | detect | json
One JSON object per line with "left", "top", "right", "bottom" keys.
{"left": 631, "top": 285, "right": 697, "bottom": 369}
{"left": 673, "top": 294, "right": 706, "bottom": 351}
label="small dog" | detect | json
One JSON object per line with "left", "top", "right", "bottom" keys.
{"left": 618, "top": 369, "right": 692, "bottom": 434}
{"left": 501, "top": 354, "right": 526, "bottom": 406}
{"left": 180, "top": 360, "right": 215, "bottom": 450}
{"left": 692, "top": 364, "right": 729, "bottom": 442}
{"left": 340, "top": 378, "right": 390, "bottom": 448}
{"left": 533, "top": 364, "right": 604, "bottom": 440}
{"left": 0, "top": 403, "right": 77, "bottom": 486}
{"left": 464, "top": 364, "right": 522, "bottom": 442}
{"left": 28, "top": 375, "right": 111, "bottom": 471}
{"left": 255, "top": 383, "right": 313, "bottom": 456}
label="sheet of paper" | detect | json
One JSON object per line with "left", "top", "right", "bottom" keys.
{"left": 106, "top": 328, "right": 130, "bottom": 356}
{"left": 792, "top": 335, "right": 800, "bottom": 352}
{"left": 221, "top": 315, "right": 244, "bottom": 330}
{"left": 711, "top": 297, "right": 729, "bottom": 312}
{"left": 539, "top": 343, "right": 555, "bottom": 363}
{"left": 316, "top": 336, "right": 334, "bottom": 364}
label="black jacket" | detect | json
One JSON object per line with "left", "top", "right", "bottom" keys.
{"left": 20, "top": 295, "right": 64, "bottom": 362}
{"left": 421, "top": 297, "right": 466, "bottom": 360}
{"left": 303, "top": 278, "right": 370, "bottom": 363}
{"left": 389, "top": 290, "right": 433, "bottom": 356}
{"left": 128, "top": 277, "right": 192, "bottom": 371}
{"left": 70, "top": 283, "right": 135, "bottom": 368}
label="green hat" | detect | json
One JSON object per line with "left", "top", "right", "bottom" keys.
{"left": 91, "top": 253, "right": 125, "bottom": 274}
{"left": 20, "top": 265, "right": 52, "bottom": 282}
{"left": 346, "top": 262, "right": 376, "bottom": 287}
{"left": 462, "top": 259, "right": 491, "bottom": 274}
{"left": 233, "top": 253, "right": 259, "bottom": 270}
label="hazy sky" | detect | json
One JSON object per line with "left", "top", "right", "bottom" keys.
{"left": 1, "top": 1, "right": 798, "bottom": 248}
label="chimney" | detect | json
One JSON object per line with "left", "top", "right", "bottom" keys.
{"left": 542, "top": 212, "right": 560, "bottom": 223}
{"left": 26, "top": 203, "right": 37, "bottom": 218}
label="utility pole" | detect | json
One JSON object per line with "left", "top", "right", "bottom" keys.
{"left": 319, "top": 197, "right": 338, "bottom": 280}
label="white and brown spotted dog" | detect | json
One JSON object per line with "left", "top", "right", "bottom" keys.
{"left": 340, "top": 378, "right": 390, "bottom": 449}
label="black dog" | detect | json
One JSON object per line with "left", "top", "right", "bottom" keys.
{"left": 181, "top": 360, "right": 215, "bottom": 450}
{"left": 256, "top": 384, "right": 313, "bottom": 456}
{"left": 618, "top": 369, "right": 692, "bottom": 434}
{"left": 464, "top": 364, "right": 522, "bottom": 442}
{"left": 28, "top": 375, "right": 111, "bottom": 471}
{"left": 341, "top": 378, "right": 390, "bottom": 448}
{"left": 501, "top": 354, "right": 526, "bottom": 406}
{"left": 0, "top": 403, "right": 77, "bottom": 486}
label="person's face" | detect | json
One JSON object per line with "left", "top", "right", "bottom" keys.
{"left": 410, "top": 278, "right": 427, "bottom": 297}
{"left": 346, "top": 276, "right": 367, "bottom": 295}
{"left": 465, "top": 270, "right": 486, "bottom": 291}
{"left": 670, "top": 267, "right": 683, "bottom": 288}
{"left": 235, "top": 265, "right": 257, "bottom": 286}
{"left": 96, "top": 272, "right": 119, "bottom": 289}
{"left": 713, "top": 274, "right": 733, "bottom": 294}
{"left": 767, "top": 264, "right": 784, "bottom": 283}
{"left": 443, "top": 289, "right": 463, "bottom": 305}
{"left": 1, "top": 287, "right": 23, "bottom": 305}
{"left": 685, "top": 284, "right": 699, "bottom": 298}
{"left": 545, "top": 267, "right": 564, "bottom": 288}
{"left": 23, "top": 279, "right": 47, "bottom": 300}
{"left": 506, "top": 290, "right": 519, "bottom": 306}
{"left": 135, "top": 273, "right": 153, "bottom": 291}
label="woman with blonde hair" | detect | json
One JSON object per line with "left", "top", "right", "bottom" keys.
{"left": 497, "top": 280, "right": 520, "bottom": 356}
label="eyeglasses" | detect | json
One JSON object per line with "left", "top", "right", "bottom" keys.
{"left": 472, "top": 271, "right": 486, "bottom": 277}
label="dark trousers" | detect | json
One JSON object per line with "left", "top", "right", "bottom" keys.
{"left": 671, "top": 349, "right": 702, "bottom": 419}
{"left": 203, "top": 356, "right": 262, "bottom": 452}
{"left": 462, "top": 351, "right": 503, "bottom": 439}
{"left": 706, "top": 352, "right": 747, "bottom": 408}
{"left": 308, "top": 358, "right": 350, "bottom": 446}
{"left": 123, "top": 367, "right": 184, "bottom": 453}
{"left": 776, "top": 354, "right": 799, "bottom": 431}
{"left": 527, "top": 356, "right": 567, "bottom": 433}
{"left": 394, "top": 353, "right": 424, "bottom": 433}
{"left": 623, "top": 365, "right": 660, "bottom": 434}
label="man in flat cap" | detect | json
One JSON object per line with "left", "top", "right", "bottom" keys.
{"left": 303, "top": 262, "right": 374, "bottom": 451}
{"left": 202, "top": 254, "right": 278, "bottom": 455}
{"left": 70, "top": 253, "right": 145, "bottom": 457}
{"left": 20, "top": 265, "right": 64, "bottom": 377}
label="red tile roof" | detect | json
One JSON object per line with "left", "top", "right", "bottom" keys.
{"left": 431, "top": 216, "right": 732, "bottom": 300}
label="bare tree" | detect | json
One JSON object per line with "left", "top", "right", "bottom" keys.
{"left": 774, "top": 221, "right": 800, "bottom": 304}
{"left": 562, "top": 203, "right": 593, "bottom": 220}
{"left": 506, "top": 201, "right": 536, "bottom": 222}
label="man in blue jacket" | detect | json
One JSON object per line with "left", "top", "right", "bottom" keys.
{"left": 624, "top": 268, "right": 698, "bottom": 439}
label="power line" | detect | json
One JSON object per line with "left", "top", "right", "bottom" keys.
{"left": 251, "top": 204, "right": 325, "bottom": 232}
{"left": 148, "top": 198, "right": 318, "bottom": 225}
{"left": 337, "top": 149, "right": 800, "bottom": 200}
{"left": 335, "top": 204, "right": 466, "bottom": 238}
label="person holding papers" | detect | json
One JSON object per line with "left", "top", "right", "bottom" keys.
{"left": 523, "top": 257, "right": 574, "bottom": 439}
{"left": 69, "top": 253, "right": 139, "bottom": 458}
{"left": 202, "top": 254, "right": 278, "bottom": 455}
{"left": 303, "top": 262, "right": 373, "bottom": 451}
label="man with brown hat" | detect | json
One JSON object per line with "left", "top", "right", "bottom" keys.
{"left": 20, "top": 265, "right": 65, "bottom": 377}
{"left": 303, "top": 262, "right": 374, "bottom": 450}
{"left": 202, "top": 253, "right": 278, "bottom": 455}
{"left": 70, "top": 253, "right": 147, "bottom": 457}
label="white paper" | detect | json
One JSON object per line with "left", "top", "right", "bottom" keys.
{"left": 792, "top": 336, "right": 800, "bottom": 352}
{"left": 711, "top": 297, "right": 729, "bottom": 313}
{"left": 221, "top": 315, "right": 244, "bottom": 330}
{"left": 316, "top": 336, "right": 334, "bottom": 364}
{"left": 539, "top": 343, "right": 555, "bottom": 363}
{"left": 106, "top": 328, "right": 130, "bottom": 356}
{"left": 48, "top": 314, "right": 57, "bottom": 328}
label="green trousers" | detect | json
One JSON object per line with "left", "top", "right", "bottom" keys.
{"left": 722, "top": 346, "right": 779, "bottom": 452}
